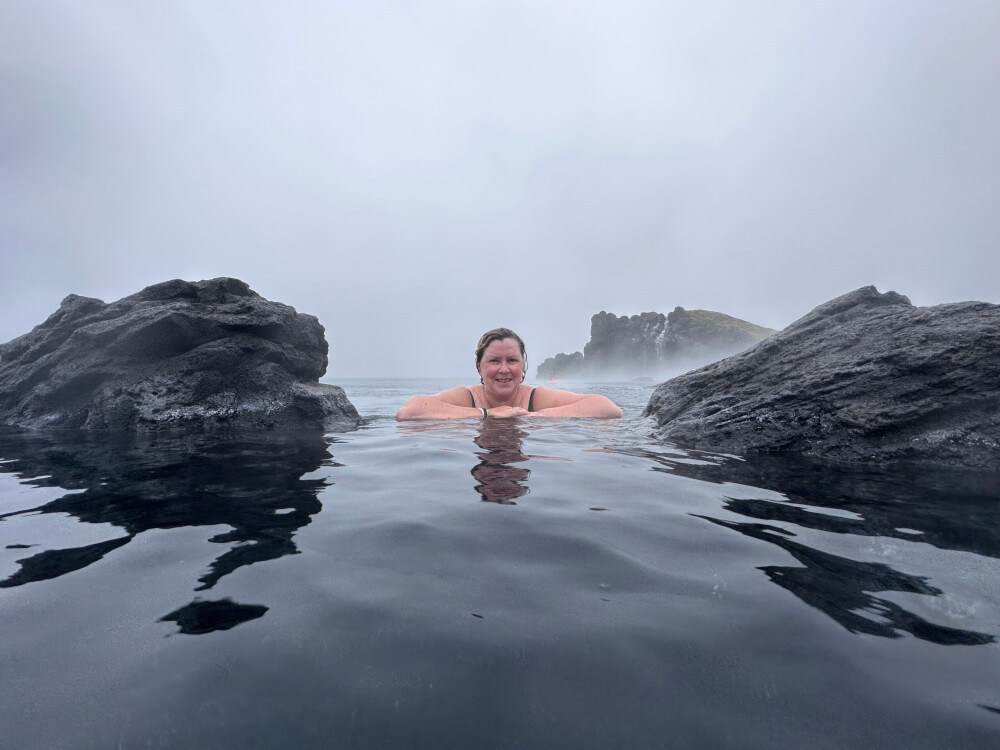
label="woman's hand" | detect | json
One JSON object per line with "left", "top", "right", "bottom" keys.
{"left": 485, "top": 405, "right": 530, "bottom": 418}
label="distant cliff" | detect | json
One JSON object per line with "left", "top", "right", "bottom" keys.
{"left": 537, "top": 307, "right": 776, "bottom": 379}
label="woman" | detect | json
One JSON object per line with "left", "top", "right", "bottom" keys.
{"left": 396, "top": 328, "right": 623, "bottom": 420}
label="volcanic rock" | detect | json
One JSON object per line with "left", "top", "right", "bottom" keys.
{"left": 643, "top": 286, "right": 1000, "bottom": 469}
{"left": 0, "top": 277, "right": 360, "bottom": 430}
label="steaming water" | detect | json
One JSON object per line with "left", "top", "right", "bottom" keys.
{"left": 1, "top": 378, "right": 998, "bottom": 749}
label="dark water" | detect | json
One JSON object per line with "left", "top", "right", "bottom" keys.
{"left": 1, "top": 378, "right": 998, "bottom": 749}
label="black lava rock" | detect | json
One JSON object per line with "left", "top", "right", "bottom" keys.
{"left": 0, "top": 277, "right": 360, "bottom": 430}
{"left": 643, "top": 286, "right": 1000, "bottom": 469}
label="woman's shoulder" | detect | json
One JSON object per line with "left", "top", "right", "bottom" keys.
{"left": 529, "top": 384, "right": 572, "bottom": 397}
{"left": 526, "top": 385, "right": 585, "bottom": 408}
{"left": 435, "top": 385, "right": 477, "bottom": 405}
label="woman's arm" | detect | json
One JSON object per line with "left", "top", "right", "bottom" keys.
{"left": 529, "top": 387, "right": 623, "bottom": 418}
{"left": 396, "top": 387, "right": 534, "bottom": 420}
{"left": 396, "top": 387, "right": 481, "bottom": 420}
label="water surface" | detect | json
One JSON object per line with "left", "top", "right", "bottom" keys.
{"left": 1, "top": 378, "right": 998, "bottom": 748}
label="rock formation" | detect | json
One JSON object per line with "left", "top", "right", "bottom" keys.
{"left": 643, "top": 286, "right": 1000, "bottom": 469}
{"left": 0, "top": 277, "right": 360, "bottom": 430}
{"left": 537, "top": 307, "right": 775, "bottom": 379}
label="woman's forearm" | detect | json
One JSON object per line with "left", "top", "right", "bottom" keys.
{"left": 533, "top": 395, "right": 623, "bottom": 418}
{"left": 396, "top": 397, "right": 483, "bottom": 421}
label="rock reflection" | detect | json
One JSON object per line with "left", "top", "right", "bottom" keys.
{"left": 616, "top": 446, "right": 1000, "bottom": 645}
{"left": 471, "top": 420, "right": 530, "bottom": 504}
{"left": 0, "top": 427, "right": 338, "bottom": 630}
{"left": 0, "top": 535, "right": 131, "bottom": 588}
{"left": 696, "top": 514, "right": 994, "bottom": 645}
{"left": 159, "top": 598, "right": 269, "bottom": 635}
{"left": 622, "top": 447, "right": 1000, "bottom": 559}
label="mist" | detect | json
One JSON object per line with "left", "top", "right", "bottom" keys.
{"left": 2, "top": 1, "right": 998, "bottom": 378}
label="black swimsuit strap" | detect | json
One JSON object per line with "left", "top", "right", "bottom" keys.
{"left": 467, "top": 387, "right": 476, "bottom": 407}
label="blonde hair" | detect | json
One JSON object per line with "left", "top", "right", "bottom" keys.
{"left": 475, "top": 328, "right": 527, "bottom": 380}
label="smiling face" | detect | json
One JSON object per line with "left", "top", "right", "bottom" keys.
{"left": 477, "top": 338, "right": 525, "bottom": 400}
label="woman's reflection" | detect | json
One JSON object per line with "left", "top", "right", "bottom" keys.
{"left": 472, "top": 420, "right": 530, "bottom": 504}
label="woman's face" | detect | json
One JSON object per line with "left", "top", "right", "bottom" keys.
{"left": 477, "top": 338, "right": 524, "bottom": 394}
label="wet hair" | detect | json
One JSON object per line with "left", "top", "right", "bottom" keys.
{"left": 475, "top": 327, "right": 527, "bottom": 381}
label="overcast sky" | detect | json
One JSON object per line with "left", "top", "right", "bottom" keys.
{"left": 2, "top": 1, "right": 997, "bottom": 378}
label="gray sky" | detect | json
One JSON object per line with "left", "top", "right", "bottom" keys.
{"left": 2, "top": 1, "right": 998, "bottom": 378}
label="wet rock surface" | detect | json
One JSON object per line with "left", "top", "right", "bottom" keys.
{"left": 643, "top": 286, "right": 1000, "bottom": 469}
{"left": 0, "top": 277, "right": 360, "bottom": 430}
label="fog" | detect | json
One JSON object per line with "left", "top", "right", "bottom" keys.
{"left": 2, "top": 1, "right": 998, "bottom": 378}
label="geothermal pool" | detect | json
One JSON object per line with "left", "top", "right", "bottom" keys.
{"left": 1, "top": 378, "right": 997, "bottom": 748}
